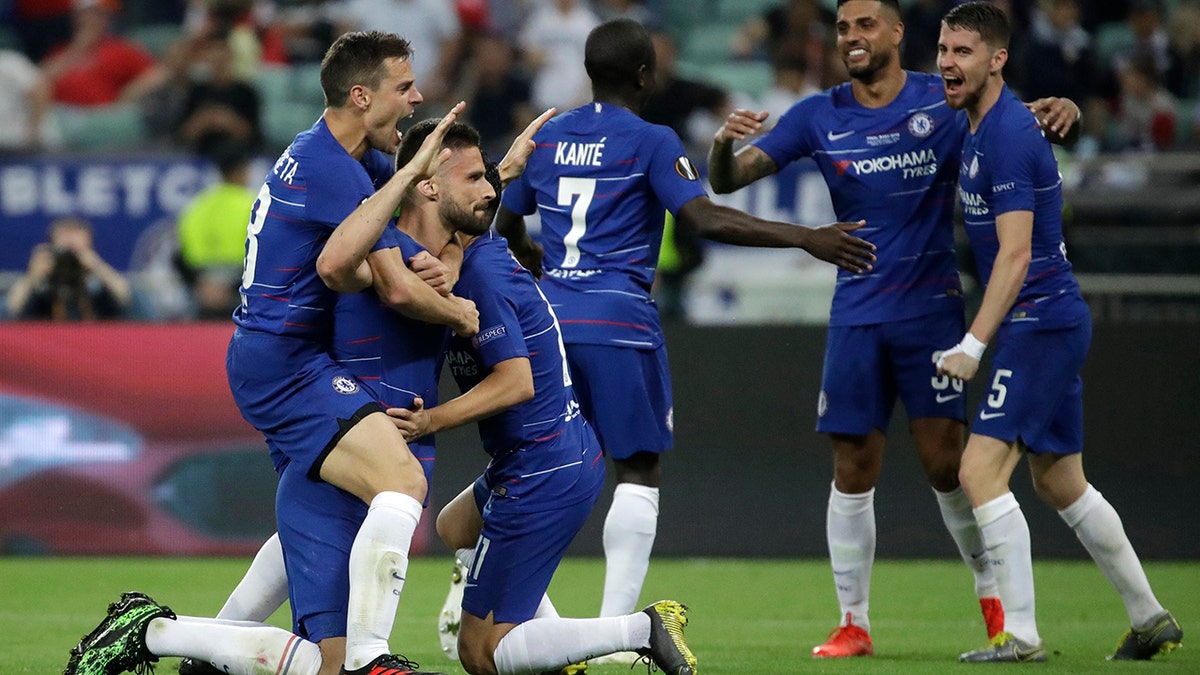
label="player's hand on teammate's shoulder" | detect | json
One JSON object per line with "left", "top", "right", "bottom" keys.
{"left": 385, "top": 397, "right": 431, "bottom": 441}
{"left": 714, "top": 109, "right": 770, "bottom": 143}
{"left": 449, "top": 295, "right": 480, "bottom": 337}
{"left": 498, "top": 107, "right": 557, "bottom": 187}
{"left": 805, "top": 220, "right": 876, "bottom": 274}
{"left": 1025, "top": 97, "right": 1080, "bottom": 140}
{"left": 513, "top": 240, "right": 545, "bottom": 279}
{"left": 410, "top": 251, "right": 454, "bottom": 297}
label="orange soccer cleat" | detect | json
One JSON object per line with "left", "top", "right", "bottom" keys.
{"left": 980, "top": 597, "right": 1005, "bottom": 640}
{"left": 812, "top": 613, "right": 874, "bottom": 658}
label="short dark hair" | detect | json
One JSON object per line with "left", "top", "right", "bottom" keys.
{"left": 320, "top": 31, "right": 413, "bottom": 107}
{"left": 837, "top": 0, "right": 901, "bottom": 13}
{"left": 584, "top": 19, "right": 656, "bottom": 90}
{"left": 395, "top": 119, "right": 482, "bottom": 172}
{"left": 943, "top": 2, "right": 1011, "bottom": 50}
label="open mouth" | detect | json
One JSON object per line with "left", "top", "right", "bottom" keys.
{"left": 846, "top": 47, "right": 868, "bottom": 61}
{"left": 943, "top": 74, "right": 963, "bottom": 94}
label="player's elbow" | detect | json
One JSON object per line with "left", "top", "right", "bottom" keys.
{"left": 316, "top": 251, "right": 351, "bottom": 291}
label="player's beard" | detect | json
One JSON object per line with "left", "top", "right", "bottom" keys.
{"left": 442, "top": 198, "right": 491, "bottom": 236}
{"left": 847, "top": 48, "right": 894, "bottom": 83}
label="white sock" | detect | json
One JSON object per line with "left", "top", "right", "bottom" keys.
{"left": 600, "top": 483, "right": 659, "bottom": 617}
{"left": 216, "top": 532, "right": 289, "bottom": 623}
{"left": 935, "top": 487, "right": 1000, "bottom": 598}
{"left": 826, "top": 484, "right": 874, "bottom": 633}
{"left": 1058, "top": 484, "right": 1164, "bottom": 628}
{"left": 344, "top": 491, "right": 423, "bottom": 669}
{"left": 145, "top": 615, "right": 322, "bottom": 675}
{"left": 975, "top": 493, "right": 1039, "bottom": 644}
{"left": 493, "top": 614, "right": 649, "bottom": 674}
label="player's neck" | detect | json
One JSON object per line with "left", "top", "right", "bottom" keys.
{"left": 398, "top": 206, "right": 453, "bottom": 256}
{"left": 967, "top": 76, "right": 1005, "bottom": 132}
{"left": 323, "top": 108, "right": 370, "bottom": 160}
{"left": 850, "top": 65, "right": 906, "bottom": 109}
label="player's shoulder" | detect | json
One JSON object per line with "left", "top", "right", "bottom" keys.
{"left": 987, "top": 88, "right": 1045, "bottom": 141}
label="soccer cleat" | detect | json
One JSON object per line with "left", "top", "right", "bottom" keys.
{"left": 635, "top": 600, "right": 698, "bottom": 675}
{"left": 980, "top": 597, "right": 1005, "bottom": 640}
{"left": 437, "top": 556, "right": 468, "bottom": 661}
{"left": 958, "top": 631, "right": 1048, "bottom": 663}
{"left": 64, "top": 591, "right": 176, "bottom": 675}
{"left": 337, "top": 653, "right": 446, "bottom": 675}
{"left": 1109, "top": 610, "right": 1183, "bottom": 660}
{"left": 811, "top": 613, "right": 873, "bottom": 658}
{"left": 177, "top": 658, "right": 223, "bottom": 675}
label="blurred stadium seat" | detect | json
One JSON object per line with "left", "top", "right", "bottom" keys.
{"left": 53, "top": 103, "right": 146, "bottom": 152}
{"left": 678, "top": 60, "right": 774, "bottom": 98}
{"left": 682, "top": 22, "right": 739, "bottom": 64}
{"left": 717, "top": 0, "right": 778, "bottom": 23}
{"left": 257, "top": 65, "right": 327, "bottom": 152}
{"left": 126, "top": 23, "right": 183, "bottom": 58}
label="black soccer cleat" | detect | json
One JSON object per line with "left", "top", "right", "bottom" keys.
{"left": 338, "top": 653, "right": 447, "bottom": 675}
{"left": 65, "top": 591, "right": 176, "bottom": 675}
{"left": 635, "top": 600, "right": 698, "bottom": 675}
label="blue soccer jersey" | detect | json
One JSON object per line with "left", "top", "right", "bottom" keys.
{"left": 501, "top": 102, "right": 708, "bottom": 349}
{"left": 445, "top": 231, "right": 601, "bottom": 509}
{"left": 331, "top": 227, "right": 449, "bottom": 417}
{"left": 753, "top": 71, "right": 966, "bottom": 326}
{"left": 957, "top": 86, "right": 1089, "bottom": 329}
{"left": 233, "top": 117, "right": 395, "bottom": 339}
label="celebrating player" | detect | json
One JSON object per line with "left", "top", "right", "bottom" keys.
{"left": 707, "top": 0, "right": 1079, "bottom": 657}
{"left": 934, "top": 2, "right": 1182, "bottom": 663}
{"left": 494, "top": 20, "right": 875, "bottom": 663}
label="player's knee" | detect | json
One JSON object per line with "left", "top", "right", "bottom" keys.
{"left": 458, "top": 640, "right": 498, "bottom": 675}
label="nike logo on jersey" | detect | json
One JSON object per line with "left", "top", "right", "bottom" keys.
{"left": 936, "top": 393, "right": 961, "bottom": 403}
{"left": 979, "top": 411, "right": 1006, "bottom": 420}
{"left": 827, "top": 130, "right": 855, "bottom": 141}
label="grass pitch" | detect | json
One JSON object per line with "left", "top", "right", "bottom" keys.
{"left": 2, "top": 556, "right": 1196, "bottom": 674}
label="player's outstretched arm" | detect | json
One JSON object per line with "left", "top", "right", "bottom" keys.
{"left": 707, "top": 109, "right": 778, "bottom": 194}
{"left": 676, "top": 197, "right": 876, "bottom": 273}
{"left": 317, "top": 102, "right": 465, "bottom": 291}
{"left": 386, "top": 357, "right": 534, "bottom": 440}
{"left": 497, "top": 107, "right": 556, "bottom": 188}
{"left": 367, "top": 247, "right": 480, "bottom": 337}
{"left": 1025, "top": 97, "right": 1082, "bottom": 146}
{"left": 495, "top": 205, "right": 544, "bottom": 278}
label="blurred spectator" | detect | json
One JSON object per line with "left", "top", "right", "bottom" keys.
{"left": 901, "top": 0, "right": 948, "bottom": 75}
{"left": 251, "top": 0, "right": 353, "bottom": 65}
{"left": 458, "top": 31, "right": 536, "bottom": 160}
{"left": 40, "top": 0, "right": 166, "bottom": 107}
{"left": 595, "top": 0, "right": 659, "bottom": 29}
{"left": 181, "top": 0, "right": 263, "bottom": 82}
{"left": 1112, "top": 52, "right": 1177, "bottom": 151}
{"left": 176, "top": 141, "right": 254, "bottom": 320}
{"left": 1165, "top": 1, "right": 1200, "bottom": 99}
{"left": 756, "top": 53, "right": 820, "bottom": 125}
{"left": 175, "top": 34, "right": 262, "bottom": 155}
{"left": 6, "top": 217, "right": 131, "bottom": 321}
{"left": 641, "top": 31, "right": 730, "bottom": 157}
{"left": 342, "top": 0, "right": 463, "bottom": 103}
{"left": 1015, "top": 0, "right": 1098, "bottom": 103}
{"left": 732, "top": 0, "right": 830, "bottom": 72}
{"left": 10, "top": 0, "right": 74, "bottom": 62}
{"left": 1107, "top": 0, "right": 1172, "bottom": 81}
{"left": 519, "top": 0, "right": 600, "bottom": 112}
{"left": 0, "top": 48, "right": 60, "bottom": 151}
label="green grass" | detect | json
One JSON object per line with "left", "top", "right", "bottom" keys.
{"left": 3, "top": 557, "right": 1196, "bottom": 674}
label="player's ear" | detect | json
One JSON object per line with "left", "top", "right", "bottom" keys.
{"left": 417, "top": 178, "right": 437, "bottom": 199}
{"left": 991, "top": 46, "right": 1008, "bottom": 74}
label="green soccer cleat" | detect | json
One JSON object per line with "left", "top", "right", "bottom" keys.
{"left": 437, "top": 556, "right": 468, "bottom": 661}
{"left": 959, "top": 631, "right": 1048, "bottom": 663}
{"left": 1109, "top": 610, "right": 1183, "bottom": 660}
{"left": 64, "top": 591, "right": 176, "bottom": 675}
{"left": 635, "top": 600, "right": 698, "bottom": 675}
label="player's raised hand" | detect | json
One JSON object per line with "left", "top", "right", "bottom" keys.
{"left": 498, "top": 107, "right": 557, "bottom": 187}
{"left": 450, "top": 294, "right": 480, "bottom": 338}
{"left": 409, "top": 250, "right": 454, "bottom": 296}
{"left": 385, "top": 397, "right": 431, "bottom": 442}
{"left": 1025, "top": 97, "right": 1079, "bottom": 138}
{"left": 804, "top": 220, "right": 876, "bottom": 273}
{"left": 406, "top": 101, "right": 466, "bottom": 181}
{"left": 714, "top": 109, "right": 770, "bottom": 143}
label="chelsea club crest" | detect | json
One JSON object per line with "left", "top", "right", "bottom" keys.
{"left": 908, "top": 112, "right": 934, "bottom": 138}
{"left": 332, "top": 375, "right": 360, "bottom": 395}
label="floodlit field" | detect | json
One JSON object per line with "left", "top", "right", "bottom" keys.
{"left": 4, "top": 557, "right": 1196, "bottom": 674}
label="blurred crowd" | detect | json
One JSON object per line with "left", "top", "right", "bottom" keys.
{"left": 2, "top": 0, "right": 1198, "bottom": 321}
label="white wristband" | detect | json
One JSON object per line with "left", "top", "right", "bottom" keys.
{"left": 960, "top": 333, "right": 987, "bottom": 360}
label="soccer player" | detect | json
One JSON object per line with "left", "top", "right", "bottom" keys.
{"left": 494, "top": 20, "right": 876, "bottom": 662}
{"left": 386, "top": 118, "right": 698, "bottom": 675}
{"left": 66, "top": 31, "right": 476, "bottom": 675}
{"left": 935, "top": 2, "right": 1182, "bottom": 663}
{"left": 707, "top": 0, "right": 1079, "bottom": 657}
